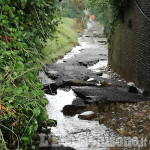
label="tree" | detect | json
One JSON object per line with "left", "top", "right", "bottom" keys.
{"left": 87, "top": 0, "right": 128, "bottom": 35}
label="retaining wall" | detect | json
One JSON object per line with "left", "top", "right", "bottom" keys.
{"left": 109, "top": 0, "right": 150, "bottom": 93}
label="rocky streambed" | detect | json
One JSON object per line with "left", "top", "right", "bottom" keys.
{"left": 38, "top": 21, "right": 150, "bottom": 150}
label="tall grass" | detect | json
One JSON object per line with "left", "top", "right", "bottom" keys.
{"left": 42, "top": 18, "right": 78, "bottom": 63}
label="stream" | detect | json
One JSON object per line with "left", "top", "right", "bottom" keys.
{"left": 46, "top": 90, "right": 117, "bottom": 150}
{"left": 43, "top": 21, "right": 118, "bottom": 150}
{"left": 39, "top": 21, "right": 149, "bottom": 150}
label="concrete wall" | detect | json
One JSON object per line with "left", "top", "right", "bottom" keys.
{"left": 109, "top": 0, "right": 150, "bottom": 93}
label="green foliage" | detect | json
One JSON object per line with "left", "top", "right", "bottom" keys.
{"left": 42, "top": 18, "right": 78, "bottom": 62}
{"left": 60, "top": 0, "right": 86, "bottom": 18}
{"left": 88, "top": 0, "right": 128, "bottom": 35}
{"left": 0, "top": 0, "right": 61, "bottom": 149}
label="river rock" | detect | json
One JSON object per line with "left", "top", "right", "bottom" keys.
{"left": 63, "top": 80, "right": 102, "bottom": 87}
{"left": 62, "top": 105, "right": 78, "bottom": 116}
{"left": 47, "top": 70, "right": 58, "bottom": 80}
{"left": 39, "top": 71, "right": 58, "bottom": 95}
{"left": 43, "top": 83, "right": 58, "bottom": 95}
{"left": 117, "top": 128, "right": 125, "bottom": 135}
{"left": 78, "top": 111, "right": 95, "bottom": 120}
{"left": 39, "top": 133, "right": 49, "bottom": 147}
{"left": 72, "top": 86, "right": 149, "bottom": 103}
{"left": 72, "top": 97, "right": 86, "bottom": 107}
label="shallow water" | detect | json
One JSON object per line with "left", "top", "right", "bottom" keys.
{"left": 88, "top": 61, "right": 111, "bottom": 79}
{"left": 46, "top": 89, "right": 116, "bottom": 150}
{"left": 56, "top": 22, "right": 94, "bottom": 64}
{"left": 44, "top": 21, "right": 117, "bottom": 149}
{"left": 88, "top": 61, "right": 108, "bottom": 72}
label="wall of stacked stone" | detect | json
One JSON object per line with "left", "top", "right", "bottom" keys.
{"left": 109, "top": 0, "right": 150, "bottom": 93}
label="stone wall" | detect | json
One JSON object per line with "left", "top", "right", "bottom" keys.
{"left": 109, "top": 0, "right": 150, "bottom": 93}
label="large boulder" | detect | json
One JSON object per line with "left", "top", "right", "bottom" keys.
{"left": 72, "top": 86, "right": 149, "bottom": 103}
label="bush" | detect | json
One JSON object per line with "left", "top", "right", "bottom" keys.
{"left": 0, "top": 0, "right": 61, "bottom": 149}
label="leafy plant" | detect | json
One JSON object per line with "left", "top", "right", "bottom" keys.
{"left": 0, "top": 0, "right": 61, "bottom": 149}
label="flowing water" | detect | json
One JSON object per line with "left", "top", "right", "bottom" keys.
{"left": 46, "top": 89, "right": 117, "bottom": 150}
{"left": 44, "top": 22, "right": 118, "bottom": 150}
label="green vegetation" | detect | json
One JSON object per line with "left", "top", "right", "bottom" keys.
{"left": 42, "top": 18, "right": 78, "bottom": 62}
{"left": 60, "top": 0, "right": 87, "bottom": 32}
{"left": 42, "top": 0, "right": 89, "bottom": 63}
{"left": 0, "top": 0, "right": 61, "bottom": 149}
{"left": 61, "top": 0, "right": 86, "bottom": 18}
{"left": 0, "top": 0, "right": 87, "bottom": 149}
{"left": 88, "top": 0, "right": 128, "bottom": 35}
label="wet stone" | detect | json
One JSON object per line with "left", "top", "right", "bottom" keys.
{"left": 78, "top": 111, "right": 95, "bottom": 120}
{"left": 39, "top": 133, "right": 49, "bottom": 147}
{"left": 47, "top": 70, "right": 58, "bottom": 75}
{"left": 72, "top": 86, "right": 149, "bottom": 103}
{"left": 78, "top": 61, "right": 88, "bottom": 67}
{"left": 62, "top": 105, "right": 78, "bottom": 116}
{"left": 39, "top": 71, "right": 56, "bottom": 85}
{"left": 59, "top": 80, "right": 92, "bottom": 87}
{"left": 46, "top": 70, "right": 58, "bottom": 80}
{"left": 43, "top": 83, "right": 58, "bottom": 95}
{"left": 84, "top": 97, "right": 101, "bottom": 104}
{"left": 43, "top": 68, "right": 58, "bottom": 80}
{"left": 78, "top": 59, "right": 100, "bottom": 67}
{"left": 72, "top": 97, "right": 86, "bottom": 107}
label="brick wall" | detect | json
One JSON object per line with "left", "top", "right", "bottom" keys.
{"left": 109, "top": 0, "right": 150, "bottom": 93}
